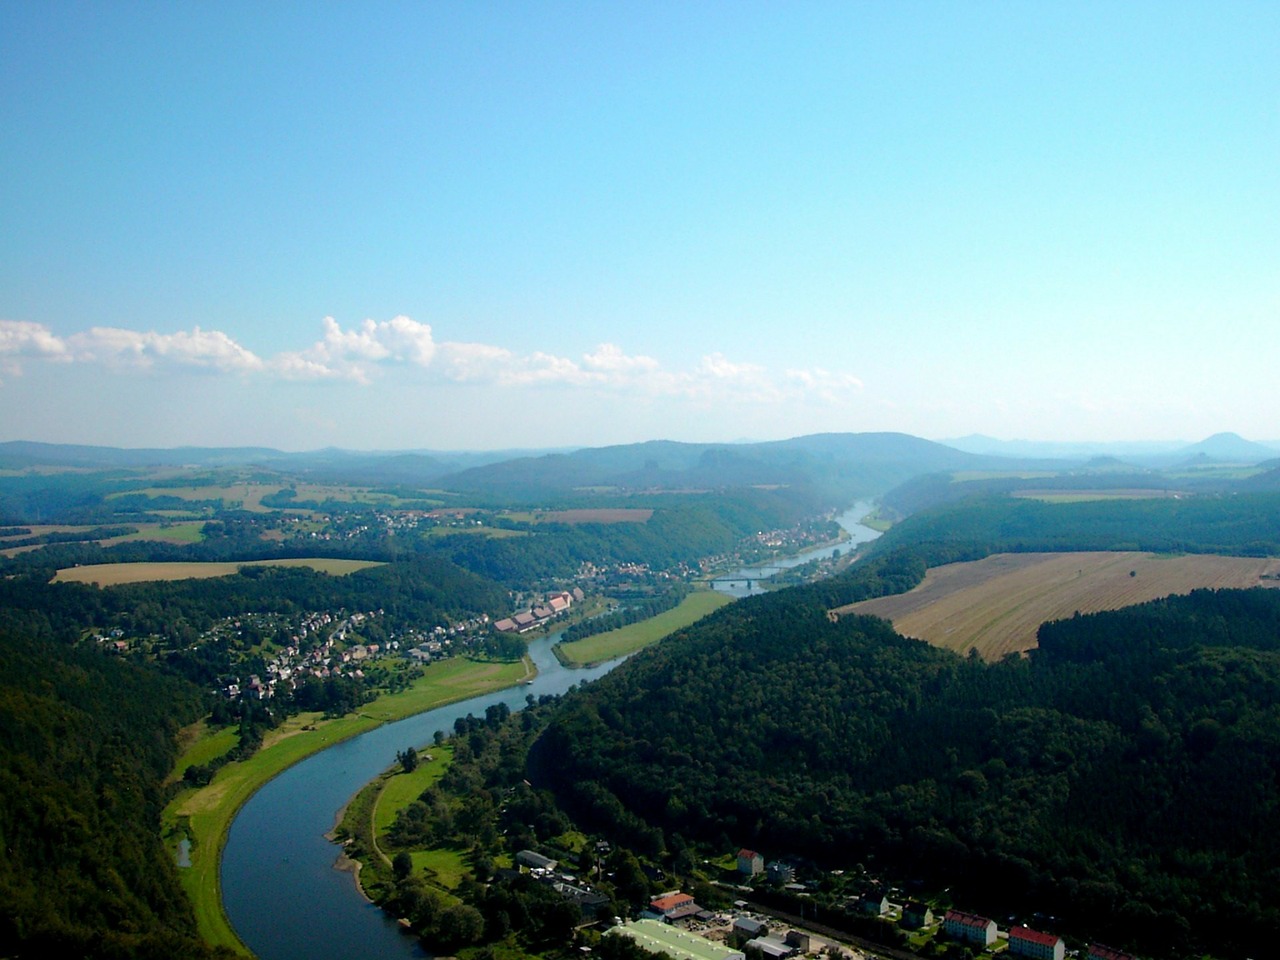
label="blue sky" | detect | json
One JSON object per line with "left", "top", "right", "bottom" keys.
{"left": 2, "top": 1, "right": 1276, "bottom": 451}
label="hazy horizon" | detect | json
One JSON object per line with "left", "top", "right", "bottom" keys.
{"left": 3, "top": 429, "right": 1277, "bottom": 459}
{"left": 3, "top": 3, "right": 1276, "bottom": 451}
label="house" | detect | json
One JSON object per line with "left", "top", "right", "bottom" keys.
{"left": 1088, "top": 947, "right": 1137, "bottom": 960}
{"left": 647, "top": 892, "right": 702, "bottom": 923}
{"left": 731, "top": 917, "right": 768, "bottom": 945}
{"left": 744, "top": 936, "right": 795, "bottom": 960}
{"left": 901, "top": 902, "right": 934, "bottom": 929}
{"left": 494, "top": 617, "right": 518, "bottom": 633}
{"left": 766, "top": 861, "right": 795, "bottom": 883}
{"left": 553, "top": 880, "right": 610, "bottom": 919}
{"left": 783, "top": 931, "right": 810, "bottom": 952}
{"left": 737, "top": 849, "right": 764, "bottom": 876}
{"left": 943, "top": 909, "right": 998, "bottom": 947}
{"left": 857, "top": 893, "right": 889, "bottom": 916}
{"left": 516, "top": 850, "right": 558, "bottom": 872}
{"left": 1009, "top": 927, "right": 1065, "bottom": 960}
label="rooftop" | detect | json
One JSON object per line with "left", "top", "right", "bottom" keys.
{"left": 612, "top": 920, "right": 745, "bottom": 960}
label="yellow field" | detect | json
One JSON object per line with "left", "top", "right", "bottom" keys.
{"left": 539, "top": 508, "right": 654, "bottom": 524}
{"left": 53, "top": 557, "right": 383, "bottom": 585}
{"left": 1012, "top": 488, "right": 1183, "bottom": 503}
{"left": 837, "top": 552, "right": 1280, "bottom": 660}
{"left": 109, "top": 483, "right": 284, "bottom": 512}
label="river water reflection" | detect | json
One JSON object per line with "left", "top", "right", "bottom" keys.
{"left": 221, "top": 502, "right": 880, "bottom": 960}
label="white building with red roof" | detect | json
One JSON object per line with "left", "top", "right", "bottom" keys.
{"left": 1009, "top": 926, "right": 1065, "bottom": 960}
{"left": 648, "top": 891, "right": 702, "bottom": 922}
{"left": 943, "top": 909, "right": 997, "bottom": 947}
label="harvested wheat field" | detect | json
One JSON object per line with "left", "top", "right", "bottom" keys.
{"left": 836, "top": 551, "right": 1280, "bottom": 660}
{"left": 54, "top": 557, "right": 382, "bottom": 586}
{"left": 537, "top": 508, "right": 654, "bottom": 523}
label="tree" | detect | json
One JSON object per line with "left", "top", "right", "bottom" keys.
{"left": 393, "top": 851, "right": 413, "bottom": 881}
{"left": 436, "top": 902, "right": 485, "bottom": 948}
{"left": 397, "top": 746, "right": 419, "bottom": 773}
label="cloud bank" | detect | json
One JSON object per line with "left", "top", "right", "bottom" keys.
{"left": 0, "top": 316, "right": 862, "bottom": 406}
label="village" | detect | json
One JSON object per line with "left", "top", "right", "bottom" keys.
{"left": 515, "top": 845, "right": 1140, "bottom": 960}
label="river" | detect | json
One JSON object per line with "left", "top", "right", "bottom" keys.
{"left": 221, "top": 631, "right": 623, "bottom": 960}
{"left": 221, "top": 502, "right": 881, "bottom": 959}
{"left": 710, "top": 500, "right": 881, "bottom": 597}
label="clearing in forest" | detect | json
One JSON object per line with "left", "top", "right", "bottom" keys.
{"left": 534, "top": 508, "right": 654, "bottom": 524}
{"left": 837, "top": 551, "right": 1280, "bottom": 660}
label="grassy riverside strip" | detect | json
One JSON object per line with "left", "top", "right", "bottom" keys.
{"left": 162, "top": 655, "right": 531, "bottom": 954}
{"left": 553, "top": 589, "right": 733, "bottom": 667}
{"left": 333, "top": 745, "right": 459, "bottom": 903}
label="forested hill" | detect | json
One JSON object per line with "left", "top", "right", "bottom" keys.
{"left": 434, "top": 432, "right": 1002, "bottom": 501}
{"left": 534, "top": 586, "right": 1280, "bottom": 958}
{"left": 870, "top": 491, "right": 1280, "bottom": 558}
{"left": 0, "top": 610, "right": 228, "bottom": 959}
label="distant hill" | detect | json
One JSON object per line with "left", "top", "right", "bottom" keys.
{"left": 435, "top": 432, "right": 1009, "bottom": 501}
{"left": 1173, "top": 432, "right": 1280, "bottom": 463}
{"left": 0, "top": 440, "right": 544, "bottom": 483}
{"left": 940, "top": 434, "right": 1185, "bottom": 460}
{"left": 0, "top": 440, "right": 285, "bottom": 470}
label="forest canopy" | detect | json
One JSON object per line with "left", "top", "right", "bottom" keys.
{"left": 535, "top": 585, "right": 1280, "bottom": 958}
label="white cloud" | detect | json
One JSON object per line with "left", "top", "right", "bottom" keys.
{"left": 436, "top": 341, "right": 517, "bottom": 382}
{"left": 66, "top": 325, "right": 263, "bottom": 373}
{"left": 784, "top": 367, "right": 864, "bottom": 403}
{"left": 582, "top": 343, "right": 660, "bottom": 375}
{"left": 0, "top": 319, "right": 69, "bottom": 359}
{"left": 286, "top": 315, "right": 438, "bottom": 382}
{"left": 269, "top": 352, "right": 342, "bottom": 381}
{"left": 500, "top": 351, "right": 595, "bottom": 387}
{"left": 698, "top": 352, "right": 764, "bottom": 381}
{"left": 0, "top": 317, "right": 864, "bottom": 416}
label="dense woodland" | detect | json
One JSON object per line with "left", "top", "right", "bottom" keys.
{"left": 0, "top": 609, "right": 230, "bottom": 959}
{"left": 536, "top": 581, "right": 1280, "bottom": 958}
{"left": 873, "top": 490, "right": 1280, "bottom": 558}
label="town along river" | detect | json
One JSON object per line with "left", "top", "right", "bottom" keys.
{"left": 710, "top": 500, "right": 882, "bottom": 597}
{"left": 221, "top": 503, "right": 881, "bottom": 960}
{"left": 221, "top": 631, "right": 625, "bottom": 960}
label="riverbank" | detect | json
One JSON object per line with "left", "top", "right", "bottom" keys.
{"left": 330, "top": 744, "right": 458, "bottom": 906}
{"left": 553, "top": 588, "right": 733, "bottom": 667}
{"left": 162, "top": 655, "right": 532, "bottom": 955}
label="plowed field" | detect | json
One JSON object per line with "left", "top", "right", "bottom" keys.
{"left": 836, "top": 552, "right": 1280, "bottom": 659}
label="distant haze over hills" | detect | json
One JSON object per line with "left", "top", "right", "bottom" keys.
{"left": 943, "top": 431, "right": 1280, "bottom": 464}
{"left": 3, "top": 431, "right": 1275, "bottom": 502}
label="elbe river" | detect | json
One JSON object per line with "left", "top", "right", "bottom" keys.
{"left": 220, "top": 503, "right": 879, "bottom": 960}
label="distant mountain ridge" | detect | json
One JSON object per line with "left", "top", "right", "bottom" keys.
{"left": 434, "top": 432, "right": 1015, "bottom": 501}
{"left": 943, "top": 432, "right": 1280, "bottom": 464}
{"left": 1, "top": 433, "right": 1015, "bottom": 502}
{"left": 0, "top": 440, "right": 543, "bottom": 482}
{"left": 8, "top": 432, "right": 1272, "bottom": 504}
